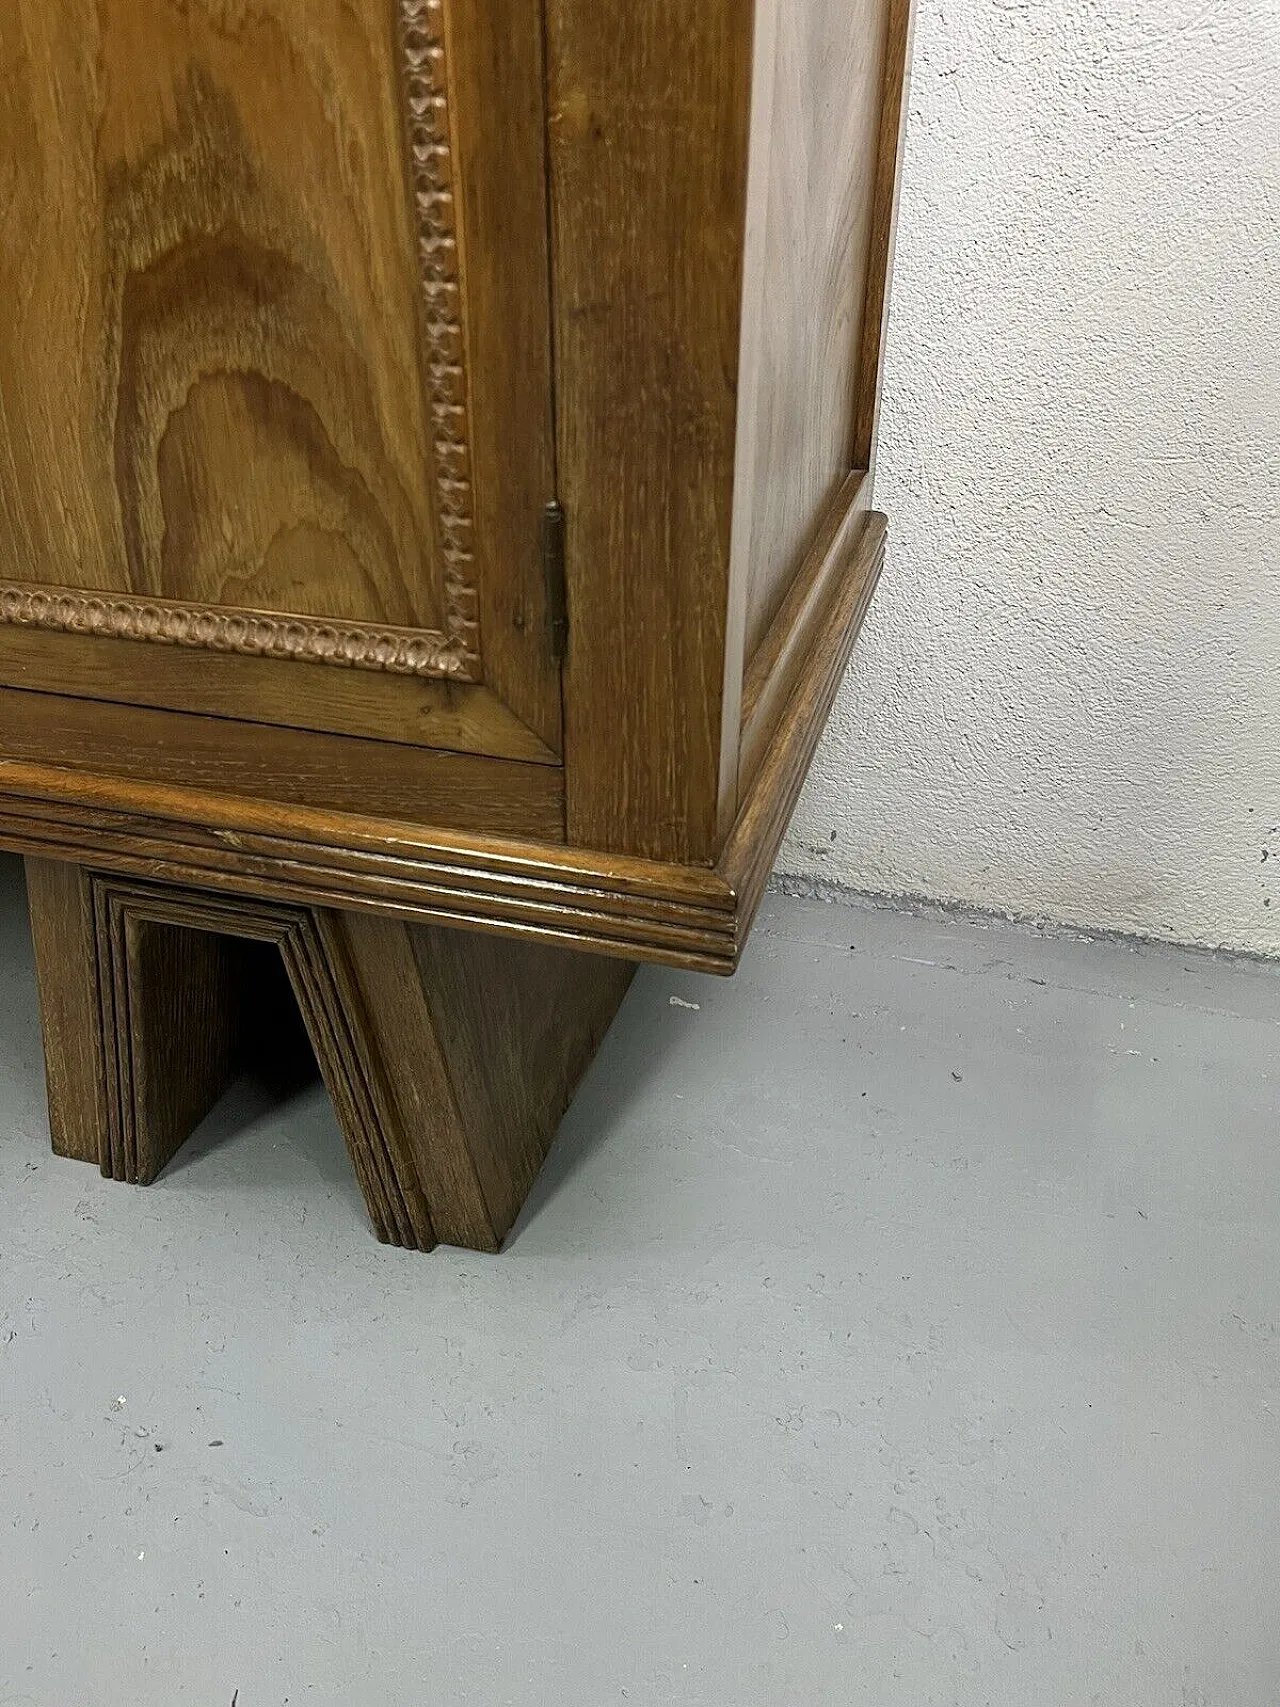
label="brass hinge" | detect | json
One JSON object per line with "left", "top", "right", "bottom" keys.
{"left": 541, "top": 499, "right": 568, "bottom": 662}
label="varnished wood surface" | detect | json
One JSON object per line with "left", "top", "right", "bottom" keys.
{"left": 738, "top": 473, "right": 873, "bottom": 788}
{"left": 339, "top": 913, "right": 635, "bottom": 1248}
{"left": 0, "top": 0, "right": 560, "bottom": 756}
{"left": 413, "top": 921, "right": 634, "bottom": 1243}
{"left": 853, "top": 0, "right": 917, "bottom": 472}
{"left": 723, "top": 512, "right": 888, "bottom": 944}
{"left": 27, "top": 865, "right": 635, "bottom": 1252}
{"left": 0, "top": 687, "right": 564, "bottom": 840}
{"left": 1, "top": 0, "right": 449, "bottom": 632}
{"left": 443, "top": 0, "right": 564, "bottom": 750}
{"left": 96, "top": 896, "right": 248, "bottom": 1184}
{"left": 544, "top": 0, "right": 904, "bottom": 861}
{"left": 0, "top": 760, "right": 738, "bottom": 969}
{"left": 35, "top": 874, "right": 438, "bottom": 1246}
{"left": 1, "top": 2, "right": 915, "bottom": 973}
{"left": 0, "top": 628, "right": 559, "bottom": 764}
{"left": 548, "top": 0, "right": 754, "bottom": 864}
{"left": 732, "top": 0, "right": 891, "bottom": 663}
{"left": 24, "top": 858, "right": 107, "bottom": 1166}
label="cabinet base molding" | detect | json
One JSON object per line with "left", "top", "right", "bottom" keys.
{"left": 25, "top": 859, "right": 635, "bottom": 1253}
{"left": 0, "top": 516, "right": 886, "bottom": 977}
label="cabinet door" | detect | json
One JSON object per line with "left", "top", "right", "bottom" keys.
{"left": 0, "top": 0, "right": 560, "bottom": 768}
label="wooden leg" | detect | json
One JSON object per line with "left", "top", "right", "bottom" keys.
{"left": 330, "top": 912, "right": 636, "bottom": 1250}
{"left": 23, "top": 859, "right": 636, "bottom": 1253}
{"left": 94, "top": 885, "right": 254, "bottom": 1185}
{"left": 26, "top": 858, "right": 267, "bottom": 1183}
{"left": 26, "top": 858, "right": 110, "bottom": 1167}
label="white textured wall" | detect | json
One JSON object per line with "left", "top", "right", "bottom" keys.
{"left": 780, "top": 0, "right": 1280, "bottom": 955}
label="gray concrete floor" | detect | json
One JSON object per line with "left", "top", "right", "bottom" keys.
{"left": 0, "top": 853, "right": 1277, "bottom": 1706}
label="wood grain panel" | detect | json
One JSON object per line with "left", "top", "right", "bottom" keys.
{"left": 0, "top": 689, "right": 564, "bottom": 839}
{"left": 547, "top": 0, "right": 755, "bottom": 863}
{"left": 731, "top": 0, "right": 892, "bottom": 663}
{"left": 0, "top": 1, "right": 460, "bottom": 643}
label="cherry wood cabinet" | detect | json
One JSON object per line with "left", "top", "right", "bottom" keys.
{"left": 1, "top": 0, "right": 913, "bottom": 1250}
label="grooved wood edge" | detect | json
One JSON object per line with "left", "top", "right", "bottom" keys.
{"left": 723, "top": 513, "right": 888, "bottom": 943}
{"left": 0, "top": 518, "right": 887, "bottom": 972}
{"left": 739, "top": 470, "right": 872, "bottom": 786}
{"left": 86, "top": 876, "right": 438, "bottom": 1248}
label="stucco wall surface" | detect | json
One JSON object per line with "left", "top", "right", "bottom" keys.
{"left": 780, "top": 0, "right": 1280, "bottom": 954}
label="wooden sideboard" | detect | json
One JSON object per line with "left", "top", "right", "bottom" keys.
{"left": 0, "top": 0, "right": 914, "bottom": 1250}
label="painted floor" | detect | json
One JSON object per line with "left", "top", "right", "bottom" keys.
{"left": 0, "top": 852, "right": 1276, "bottom": 1706}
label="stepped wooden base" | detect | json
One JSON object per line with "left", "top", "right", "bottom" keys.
{"left": 24, "top": 858, "right": 635, "bottom": 1253}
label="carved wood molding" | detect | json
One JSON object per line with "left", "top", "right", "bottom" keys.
{"left": 397, "top": 0, "right": 481, "bottom": 670}
{"left": 0, "top": 583, "right": 470, "bottom": 678}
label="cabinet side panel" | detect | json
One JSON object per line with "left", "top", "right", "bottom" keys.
{"left": 731, "top": 0, "right": 893, "bottom": 664}
{"left": 547, "top": 0, "right": 755, "bottom": 864}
